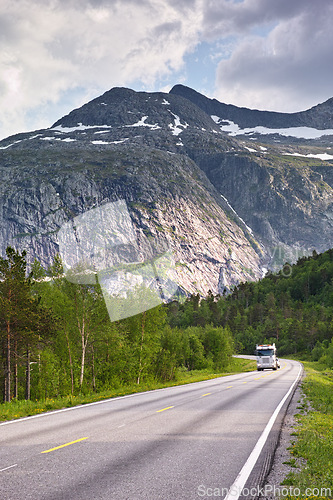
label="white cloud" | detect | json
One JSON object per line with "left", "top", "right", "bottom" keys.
{"left": 0, "top": 0, "right": 202, "bottom": 139}
{"left": 211, "top": 0, "right": 333, "bottom": 111}
{"left": 0, "top": 0, "right": 332, "bottom": 139}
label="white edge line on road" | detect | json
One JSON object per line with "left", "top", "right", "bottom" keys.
{"left": 0, "top": 392, "right": 144, "bottom": 427}
{"left": 224, "top": 362, "right": 303, "bottom": 500}
{"left": 0, "top": 383, "right": 192, "bottom": 427}
{"left": 0, "top": 372, "right": 255, "bottom": 427}
{"left": 0, "top": 464, "right": 18, "bottom": 473}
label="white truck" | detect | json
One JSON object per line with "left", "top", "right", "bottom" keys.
{"left": 256, "top": 343, "right": 280, "bottom": 371}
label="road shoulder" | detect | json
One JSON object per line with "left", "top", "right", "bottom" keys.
{"left": 260, "top": 382, "right": 306, "bottom": 499}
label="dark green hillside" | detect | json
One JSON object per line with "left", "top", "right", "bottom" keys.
{"left": 167, "top": 248, "right": 333, "bottom": 358}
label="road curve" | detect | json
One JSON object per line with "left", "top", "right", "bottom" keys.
{"left": 0, "top": 359, "right": 302, "bottom": 500}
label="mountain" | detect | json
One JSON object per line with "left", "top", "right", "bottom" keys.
{"left": 170, "top": 84, "right": 333, "bottom": 132}
{"left": 1, "top": 85, "right": 333, "bottom": 295}
{"left": 170, "top": 85, "right": 333, "bottom": 269}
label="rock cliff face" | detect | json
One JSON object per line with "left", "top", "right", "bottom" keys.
{"left": 1, "top": 85, "right": 333, "bottom": 294}
{"left": 170, "top": 85, "right": 333, "bottom": 269}
{"left": 0, "top": 133, "right": 262, "bottom": 295}
{"left": 184, "top": 147, "right": 333, "bottom": 266}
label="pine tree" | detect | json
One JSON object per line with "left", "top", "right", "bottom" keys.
{"left": 0, "top": 247, "right": 57, "bottom": 401}
{"left": 0, "top": 248, "right": 31, "bottom": 401}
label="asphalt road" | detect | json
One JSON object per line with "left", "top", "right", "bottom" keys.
{"left": 0, "top": 358, "right": 302, "bottom": 500}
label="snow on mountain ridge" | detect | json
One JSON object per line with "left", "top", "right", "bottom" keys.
{"left": 211, "top": 116, "right": 333, "bottom": 140}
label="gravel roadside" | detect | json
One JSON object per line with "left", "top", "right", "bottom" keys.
{"left": 260, "top": 381, "right": 307, "bottom": 500}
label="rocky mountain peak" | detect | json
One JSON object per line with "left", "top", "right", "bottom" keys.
{"left": 170, "top": 84, "right": 333, "bottom": 131}
{"left": 51, "top": 86, "right": 221, "bottom": 135}
{"left": 2, "top": 84, "right": 333, "bottom": 296}
{"left": 303, "top": 96, "right": 333, "bottom": 129}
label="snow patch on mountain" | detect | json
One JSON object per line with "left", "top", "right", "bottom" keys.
{"left": 0, "top": 139, "right": 23, "bottom": 149}
{"left": 40, "top": 136, "right": 76, "bottom": 142}
{"left": 211, "top": 116, "right": 333, "bottom": 140}
{"left": 125, "top": 116, "right": 161, "bottom": 130}
{"left": 283, "top": 152, "right": 333, "bottom": 161}
{"left": 168, "top": 111, "right": 189, "bottom": 136}
{"left": 52, "top": 123, "right": 111, "bottom": 133}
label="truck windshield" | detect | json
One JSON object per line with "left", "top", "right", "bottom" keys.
{"left": 257, "top": 350, "right": 274, "bottom": 356}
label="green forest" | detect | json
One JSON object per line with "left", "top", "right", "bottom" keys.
{"left": 168, "top": 249, "right": 333, "bottom": 360}
{"left": 1, "top": 246, "right": 333, "bottom": 403}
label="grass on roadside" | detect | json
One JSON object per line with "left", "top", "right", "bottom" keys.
{"left": 0, "top": 357, "right": 256, "bottom": 422}
{"left": 282, "top": 361, "right": 333, "bottom": 498}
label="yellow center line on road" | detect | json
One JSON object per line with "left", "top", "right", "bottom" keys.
{"left": 226, "top": 385, "right": 233, "bottom": 389}
{"left": 156, "top": 406, "right": 175, "bottom": 413}
{"left": 201, "top": 393, "right": 212, "bottom": 397}
{"left": 41, "top": 437, "right": 89, "bottom": 454}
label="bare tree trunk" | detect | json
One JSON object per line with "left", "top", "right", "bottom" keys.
{"left": 64, "top": 327, "right": 74, "bottom": 394}
{"left": 80, "top": 338, "right": 86, "bottom": 388}
{"left": 25, "top": 347, "right": 31, "bottom": 400}
{"left": 91, "top": 344, "right": 96, "bottom": 392}
{"left": 79, "top": 313, "right": 87, "bottom": 388}
{"left": 14, "top": 340, "right": 18, "bottom": 399}
{"left": 137, "top": 312, "right": 146, "bottom": 385}
{"left": 74, "top": 290, "right": 89, "bottom": 389}
{"left": 5, "top": 321, "right": 11, "bottom": 402}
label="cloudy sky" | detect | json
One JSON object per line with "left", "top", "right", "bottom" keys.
{"left": 1, "top": 0, "right": 333, "bottom": 140}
